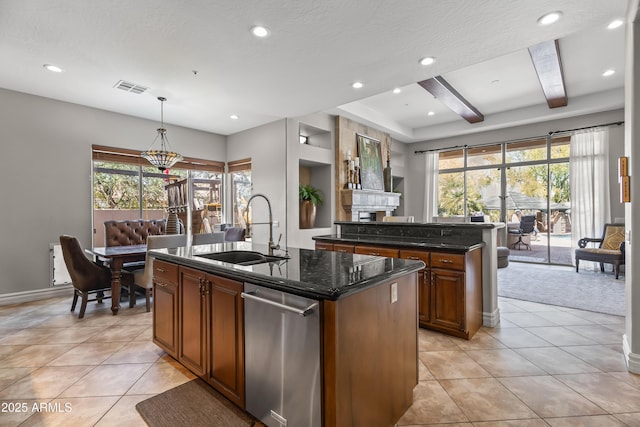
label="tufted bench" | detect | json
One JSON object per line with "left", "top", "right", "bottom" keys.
{"left": 104, "top": 219, "right": 166, "bottom": 247}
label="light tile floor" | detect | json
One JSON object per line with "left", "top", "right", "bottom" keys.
{"left": 0, "top": 294, "right": 638, "bottom": 426}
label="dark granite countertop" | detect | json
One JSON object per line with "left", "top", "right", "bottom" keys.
{"left": 334, "top": 221, "right": 501, "bottom": 229}
{"left": 150, "top": 241, "right": 424, "bottom": 301}
{"left": 313, "top": 234, "right": 484, "bottom": 252}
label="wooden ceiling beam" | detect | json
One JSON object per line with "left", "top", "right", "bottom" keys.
{"left": 418, "top": 76, "right": 484, "bottom": 123}
{"left": 528, "top": 39, "right": 568, "bottom": 108}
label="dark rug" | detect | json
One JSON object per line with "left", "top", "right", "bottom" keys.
{"left": 136, "top": 379, "right": 256, "bottom": 427}
{"left": 498, "top": 262, "right": 625, "bottom": 316}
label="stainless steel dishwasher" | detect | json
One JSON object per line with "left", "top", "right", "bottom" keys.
{"left": 242, "top": 282, "right": 321, "bottom": 427}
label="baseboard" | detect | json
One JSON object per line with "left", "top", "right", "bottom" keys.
{"left": 483, "top": 308, "right": 501, "bottom": 327}
{"left": 622, "top": 334, "right": 640, "bottom": 373}
{"left": 0, "top": 285, "right": 74, "bottom": 306}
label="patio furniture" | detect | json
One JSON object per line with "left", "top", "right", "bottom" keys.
{"left": 575, "top": 223, "right": 625, "bottom": 279}
{"left": 497, "top": 246, "right": 510, "bottom": 268}
{"left": 192, "top": 232, "right": 225, "bottom": 245}
{"left": 508, "top": 215, "right": 536, "bottom": 250}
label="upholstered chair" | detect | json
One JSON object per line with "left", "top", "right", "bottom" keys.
{"left": 575, "top": 223, "right": 625, "bottom": 279}
{"left": 60, "top": 235, "right": 133, "bottom": 319}
{"left": 132, "top": 234, "right": 187, "bottom": 311}
{"left": 192, "top": 232, "right": 225, "bottom": 245}
{"left": 224, "top": 227, "right": 246, "bottom": 242}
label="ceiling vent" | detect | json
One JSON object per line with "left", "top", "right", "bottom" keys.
{"left": 113, "top": 80, "right": 148, "bottom": 94}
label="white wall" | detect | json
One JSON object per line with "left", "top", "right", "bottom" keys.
{"left": 226, "top": 120, "right": 287, "bottom": 248}
{"left": 404, "top": 109, "right": 626, "bottom": 223}
{"left": 0, "top": 88, "right": 226, "bottom": 295}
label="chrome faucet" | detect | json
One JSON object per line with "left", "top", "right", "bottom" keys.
{"left": 246, "top": 193, "right": 280, "bottom": 255}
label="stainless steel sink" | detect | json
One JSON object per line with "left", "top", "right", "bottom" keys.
{"left": 196, "top": 250, "right": 288, "bottom": 266}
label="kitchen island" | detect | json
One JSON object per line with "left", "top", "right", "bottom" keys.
{"left": 149, "top": 241, "right": 423, "bottom": 427}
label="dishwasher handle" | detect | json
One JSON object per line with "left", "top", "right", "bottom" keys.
{"left": 241, "top": 290, "right": 317, "bottom": 317}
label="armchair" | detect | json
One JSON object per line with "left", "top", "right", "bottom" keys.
{"left": 575, "top": 223, "right": 625, "bottom": 279}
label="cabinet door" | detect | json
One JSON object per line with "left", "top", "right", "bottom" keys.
{"left": 399, "top": 250, "right": 430, "bottom": 324}
{"left": 178, "top": 266, "right": 207, "bottom": 377}
{"left": 430, "top": 268, "right": 465, "bottom": 332}
{"left": 354, "top": 245, "right": 399, "bottom": 258}
{"left": 152, "top": 279, "right": 178, "bottom": 357}
{"left": 152, "top": 260, "right": 179, "bottom": 357}
{"left": 206, "top": 275, "right": 245, "bottom": 408}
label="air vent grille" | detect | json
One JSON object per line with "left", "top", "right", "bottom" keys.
{"left": 113, "top": 80, "right": 148, "bottom": 94}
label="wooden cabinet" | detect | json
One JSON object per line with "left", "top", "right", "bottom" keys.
{"left": 178, "top": 266, "right": 208, "bottom": 377}
{"left": 155, "top": 263, "right": 245, "bottom": 408}
{"left": 206, "top": 275, "right": 245, "bottom": 408}
{"left": 399, "top": 250, "right": 431, "bottom": 325}
{"left": 152, "top": 260, "right": 179, "bottom": 357}
{"left": 354, "top": 245, "right": 399, "bottom": 258}
{"left": 320, "top": 240, "right": 483, "bottom": 339}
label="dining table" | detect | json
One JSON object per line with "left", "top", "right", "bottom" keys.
{"left": 88, "top": 245, "right": 147, "bottom": 315}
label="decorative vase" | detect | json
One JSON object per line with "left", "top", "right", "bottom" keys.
{"left": 166, "top": 210, "right": 180, "bottom": 234}
{"left": 300, "top": 200, "right": 316, "bottom": 229}
{"left": 383, "top": 160, "right": 392, "bottom": 192}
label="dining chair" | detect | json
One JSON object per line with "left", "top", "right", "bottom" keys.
{"left": 59, "top": 235, "right": 134, "bottom": 319}
{"left": 132, "top": 234, "right": 187, "bottom": 311}
{"left": 192, "top": 232, "right": 225, "bottom": 245}
{"left": 224, "top": 227, "right": 246, "bottom": 242}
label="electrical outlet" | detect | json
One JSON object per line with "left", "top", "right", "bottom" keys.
{"left": 391, "top": 282, "right": 398, "bottom": 303}
{"left": 273, "top": 220, "right": 279, "bottom": 228}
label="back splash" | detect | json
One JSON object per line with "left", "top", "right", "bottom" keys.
{"left": 338, "top": 222, "right": 484, "bottom": 245}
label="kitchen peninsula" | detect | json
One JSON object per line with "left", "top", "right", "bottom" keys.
{"left": 149, "top": 241, "right": 423, "bottom": 427}
{"left": 314, "top": 221, "right": 503, "bottom": 338}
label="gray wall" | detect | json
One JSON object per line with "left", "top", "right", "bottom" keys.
{"left": 0, "top": 88, "right": 226, "bottom": 295}
{"left": 226, "top": 119, "right": 287, "bottom": 247}
{"left": 405, "top": 109, "right": 626, "bottom": 223}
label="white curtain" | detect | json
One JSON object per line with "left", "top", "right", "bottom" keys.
{"left": 570, "top": 128, "right": 610, "bottom": 269}
{"left": 423, "top": 151, "right": 439, "bottom": 222}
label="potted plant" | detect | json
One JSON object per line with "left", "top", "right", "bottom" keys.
{"left": 299, "top": 184, "right": 323, "bottom": 229}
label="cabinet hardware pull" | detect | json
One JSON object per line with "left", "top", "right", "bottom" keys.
{"left": 157, "top": 283, "right": 167, "bottom": 288}
{"left": 156, "top": 268, "right": 166, "bottom": 273}
{"left": 438, "top": 259, "right": 453, "bottom": 263}
{"left": 408, "top": 256, "right": 419, "bottom": 260}
{"left": 337, "top": 249, "right": 347, "bottom": 252}
{"left": 370, "top": 252, "right": 379, "bottom": 256}
{"left": 241, "top": 291, "right": 317, "bottom": 317}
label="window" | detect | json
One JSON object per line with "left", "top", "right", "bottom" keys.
{"left": 92, "top": 145, "right": 223, "bottom": 245}
{"left": 228, "top": 158, "right": 252, "bottom": 227}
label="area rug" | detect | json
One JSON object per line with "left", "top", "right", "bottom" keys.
{"left": 498, "top": 262, "right": 625, "bottom": 316}
{"left": 136, "top": 379, "right": 257, "bottom": 427}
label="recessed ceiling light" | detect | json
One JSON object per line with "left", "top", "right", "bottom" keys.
{"left": 230, "top": 114, "right": 239, "bottom": 120}
{"left": 537, "top": 11, "right": 562, "bottom": 26}
{"left": 602, "top": 69, "right": 615, "bottom": 77}
{"left": 251, "top": 26, "right": 270, "bottom": 38}
{"left": 427, "top": 111, "right": 435, "bottom": 116}
{"left": 419, "top": 57, "right": 435, "bottom": 66}
{"left": 393, "top": 88, "right": 401, "bottom": 94}
{"left": 43, "top": 64, "right": 63, "bottom": 73}
{"left": 352, "top": 81, "right": 363, "bottom": 89}
{"left": 608, "top": 19, "right": 624, "bottom": 30}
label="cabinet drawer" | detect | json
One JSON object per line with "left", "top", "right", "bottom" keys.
{"left": 153, "top": 259, "right": 178, "bottom": 283}
{"left": 430, "top": 252, "right": 465, "bottom": 271}
{"left": 315, "top": 242, "right": 334, "bottom": 251}
{"left": 399, "top": 250, "right": 430, "bottom": 267}
{"left": 333, "top": 243, "right": 355, "bottom": 253}
{"left": 355, "top": 245, "right": 399, "bottom": 258}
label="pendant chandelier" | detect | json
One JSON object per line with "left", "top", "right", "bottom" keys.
{"left": 141, "top": 96, "right": 183, "bottom": 171}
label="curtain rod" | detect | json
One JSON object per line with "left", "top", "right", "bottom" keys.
{"left": 547, "top": 120, "right": 624, "bottom": 135}
{"left": 414, "top": 120, "right": 625, "bottom": 154}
